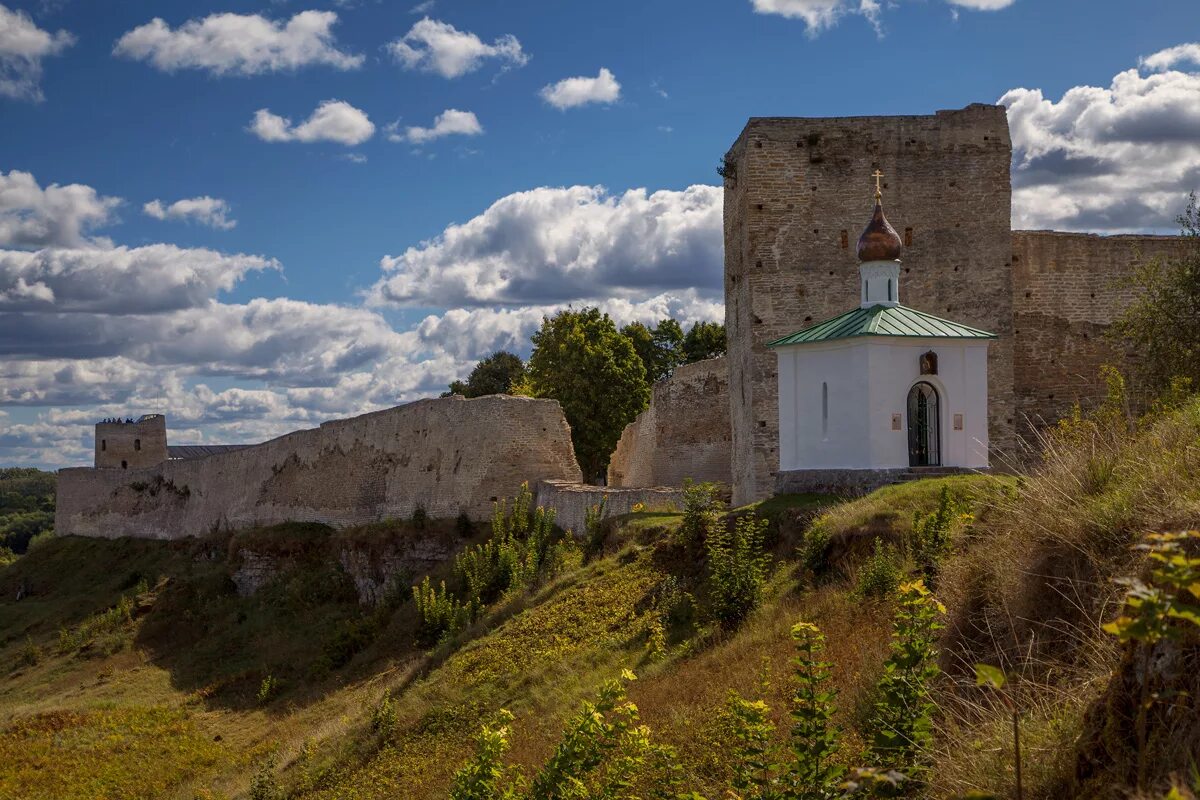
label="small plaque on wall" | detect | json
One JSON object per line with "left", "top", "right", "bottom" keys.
{"left": 891, "top": 413, "right": 902, "bottom": 431}
{"left": 953, "top": 413, "right": 964, "bottom": 431}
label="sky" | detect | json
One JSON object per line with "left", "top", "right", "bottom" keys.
{"left": 1, "top": 0, "right": 1198, "bottom": 468}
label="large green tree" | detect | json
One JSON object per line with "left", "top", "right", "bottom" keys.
{"left": 683, "top": 320, "right": 727, "bottom": 363}
{"left": 1112, "top": 194, "right": 1200, "bottom": 399}
{"left": 620, "top": 318, "right": 684, "bottom": 383}
{"left": 528, "top": 309, "right": 650, "bottom": 481}
{"left": 443, "top": 351, "right": 527, "bottom": 398}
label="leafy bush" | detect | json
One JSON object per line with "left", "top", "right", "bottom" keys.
{"left": 371, "top": 689, "right": 397, "bottom": 739}
{"left": 787, "top": 622, "right": 844, "bottom": 799}
{"left": 413, "top": 576, "right": 472, "bottom": 645}
{"left": 707, "top": 513, "right": 771, "bottom": 629}
{"left": 257, "top": 674, "right": 280, "bottom": 704}
{"left": 910, "top": 486, "right": 957, "bottom": 581}
{"left": 856, "top": 539, "right": 902, "bottom": 599}
{"left": 800, "top": 519, "right": 833, "bottom": 577}
{"left": 248, "top": 754, "right": 281, "bottom": 800}
{"left": 582, "top": 497, "right": 608, "bottom": 559}
{"left": 724, "top": 692, "right": 776, "bottom": 798}
{"left": 677, "top": 480, "right": 724, "bottom": 552}
{"left": 449, "top": 710, "right": 515, "bottom": 800}
{"left": 868, "top": 580, "right": 945, "bottom": 785}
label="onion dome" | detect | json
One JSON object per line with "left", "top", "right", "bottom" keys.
{"left": 856, "top": 174, "right": 903, "bottom": 262}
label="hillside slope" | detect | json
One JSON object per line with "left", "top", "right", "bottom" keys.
{"left": 1, "top": 400, "right": 1198, "bottom": 799}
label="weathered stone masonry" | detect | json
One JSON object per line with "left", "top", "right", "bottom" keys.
{"left": 607, "top": 357, "right": 732, "bottom": 488}
{"left": 56, "top": 395, "right": 583, "bottom": 540}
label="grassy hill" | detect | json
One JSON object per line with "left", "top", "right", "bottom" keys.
{"left": 1, "top": 400, "right": 1199, "bottom": 799}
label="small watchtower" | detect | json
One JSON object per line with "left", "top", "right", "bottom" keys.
{"left": 95, "top": 414, "right": 168, "bottom": 469}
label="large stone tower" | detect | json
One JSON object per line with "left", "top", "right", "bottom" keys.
{"left": 95, "top": 414, "right": 168, "bottom": 469}
{"left": 723, "top": 104, "right": 1014, "bottom": 505}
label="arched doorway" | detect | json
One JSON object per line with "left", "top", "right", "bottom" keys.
{"left": 907, "top": 382, "right": 941, "bottom": 467}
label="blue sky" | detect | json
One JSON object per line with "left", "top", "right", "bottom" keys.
{"left": 1, "top": 0, "right": 1198, "bottom": 467}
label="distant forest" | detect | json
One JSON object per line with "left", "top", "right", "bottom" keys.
{"left": 0, "top": 468, "right": 55, "bottom": 560}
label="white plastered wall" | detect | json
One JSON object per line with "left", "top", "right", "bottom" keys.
{"left": 776, "top": 337, "right": 990, "bottom": 470}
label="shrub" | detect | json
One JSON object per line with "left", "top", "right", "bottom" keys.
{"left": 413, "top": 576, "right": 471, "bottom": 645}
{"left": 257, "top": 675, "right": 280, "bottom": 704}
{"left": 582, "top": 498, "right": 608, "bottom": 559}
{"left": 457, "top": 484, "right": 562, "bottom": 609}
{"left": 787, "top": 622, "right": 844, "bottom": 799}
{"left": 371, "top": 689, "right": 397, "bottom": 739}
{"left": 910, "top": 486, "right": 962, "bottom": 584}
{"left": 449, "top": 710, "right": 515, "bottom": 800}
{"left": 856, "top": 539, "right": 902, "bottom": 599}
{"left": 676, "top": 480, "right": 724, "bottom": 552}
{"left": 868, "top": 580, "right": 945, "bottom": 785}
{"left": 248, "top": 755, "right": 281, "bottom": 800}
{"left": 724, "top": 692, "right": 776, "bottom": 798}
{"left": 800, "top": 519, "right": 833, "bottom": 577}
{"left": 707, "top": 513, "right": 771, "bottom": 629}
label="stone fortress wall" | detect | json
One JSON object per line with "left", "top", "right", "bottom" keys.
{"left": 1010, "top": 231, "right": 1190, "bottom": 435}
{"left": 606, "top": 357, "right": 732, "bottom": 489}
{"left": 57, "top": 395, "right": 584, "bottom": 540}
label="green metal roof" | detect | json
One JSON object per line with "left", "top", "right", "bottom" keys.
{"left": 767, "top": 304, "right": 997, "bottom": 347}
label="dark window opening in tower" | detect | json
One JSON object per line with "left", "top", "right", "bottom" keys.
{"left": 121, "top": 460, "right": 128, "bottom": 469}
{"left": 134, "top": 439, "right": 141, "bottom": 451}
{"left": 101, "top": 439, "right": 106, "bottom": 451}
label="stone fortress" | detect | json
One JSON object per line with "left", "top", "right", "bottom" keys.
{"left": 57, "top": 103, "right": 1190, "bottom": 539}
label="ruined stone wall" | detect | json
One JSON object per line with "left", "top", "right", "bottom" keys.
{"left": 607, "top": 357, "right": 732, "bottom": 488}
{"left": 536, "top": 480, "right": 684, "bottom": 538}
{"left": 57, "top": 395, "right": 582, "bottom": 540}
{"left": 1010, "top": 230, "right": 1191, "bottom": 434}
{"left": 724, "top": 104, "right": 1014, "bottom": 504}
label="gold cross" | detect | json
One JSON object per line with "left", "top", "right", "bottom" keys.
{"left": 872, "top": 169, "right": 884, "bottom": 199}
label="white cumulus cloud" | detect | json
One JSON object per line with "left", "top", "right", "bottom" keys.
{"left": 394, "top": 108, "right": 483, "bottom": 144}
{"left": 0, "top": 3, "right": 74, "bottom": 101}
{"left": 1141, "top": 43, "right": 1200, "bottom": 72}
{"left": 144, "top": 196, "right": 236, "bottom": 230}
{"left": 114, "top": 10, "right": 362, "bottom": 76}
{"left": 1003, "top": 46, "right": 1200, "bottom": 231}
{"left": 0, "top": 170, "right": 120, "bottom": 249}
{"left": 386, "top": 18, "right": 527, "bottom": 79}
{"left": 250, "top": 99, "right": 375, "bottom": 146}
{"left": 370, "top": 184, "right": 723, "bottom": 307}
{"left": 539, "top": 68, "right": 621, "bottom": 110}
{"left": 751, "top": 0, "right": 1014, "bottom": 34}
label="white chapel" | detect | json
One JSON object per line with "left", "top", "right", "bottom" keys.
{"left": 769, "top": 174, "right": 996, "bottom": 493}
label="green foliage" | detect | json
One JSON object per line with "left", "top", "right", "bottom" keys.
{"left": 457, "top": 483, "right": 561, "bottom": 609}
{"left": 856, "top": 540, "right": 901, "bottom": 600}
{"left": 56, "top": 594, "right": 135, "bottom": 655}
{"left": 787, "top": 622, "right": 845, "bottom": 799}
{"left": 706, "top": 513, "right": 771, "bottom": 630}
{"left": 800, "top": 521, "right": 833, "bottom": 578}
{"left": 449, "top": 671, "right": 671, "bottom": 800}
{"left": 910, "top": 487, "right": 964, "bottom": 584}
{"left": 449, "top": 710, "right": 517, "bottom": 800}
{"left": 527, "top": 670, "right": 664, "bottom": 800}
{"left": 527, "top": 307, "right": 651, "bottom": 480}
{"left": 446, "top": 351, "right": 528, "bottom": 398}
{"left": 371, "top": 689, "right": 397, "bottom": 739}
{"left": 868, "top": 581, "right": 945, "bottom": 785}
{"left": 683, "top": 320, "right": 727, "bottom": 363}
{"left": 621, "top": 318, "right": 685, "bottom": 384}
{"left": 1111, "top": 193, "right": 1200, "bottom": 398}
{"left": 972, "top": 663, "right": 1006, "bottom": 691}
{"left": 248, "top": 755, "right": 281, "bottom": 800}
{"left": 583, "top": 497, "right": 608, "bottom": 559}
{"left": 0, "top": 467, "right": 55, "bottom": 555}
{"left": 413, "top": 576, "right": 472, "bottom": 645}
{"left": 677, "top": 480, "right": 724, "bottom": 552}
{"left": 257, "top": 674, "right": 280, "bottom": 704}
{"left": 1104, "top": 531, "right": 1200, "bottom": 644}
{"left": 724, "top": 693, "right": 777, "bottom": 799}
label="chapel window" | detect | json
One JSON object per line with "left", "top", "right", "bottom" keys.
{"left": 821, "top": 382, "right": 829, "bottom": 438}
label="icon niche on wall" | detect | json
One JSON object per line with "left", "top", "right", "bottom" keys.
{"left": 919, "top": 351, "right": 938, "bottom": 375}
